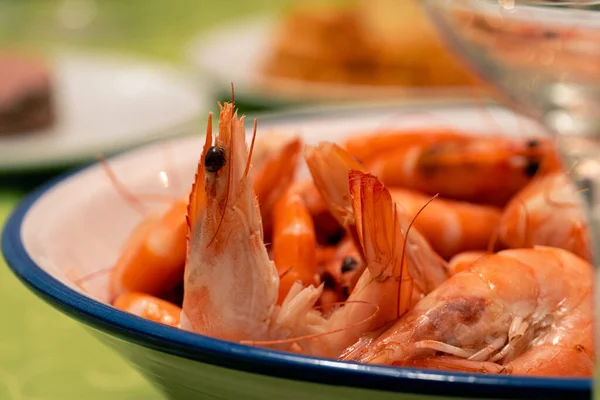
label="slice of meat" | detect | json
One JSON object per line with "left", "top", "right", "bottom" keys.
{"left": 0, "top": 52, "right": 54, "bottom": 135}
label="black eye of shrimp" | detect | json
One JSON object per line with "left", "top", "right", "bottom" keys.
{"left": 205, "top": 146, "right": 226, "bottom": 173}
{"left": 524, "top": 158, "right": 540, "bottom": 177}
{"left": 341, "top": 257, "right": 359, "bottom": 273}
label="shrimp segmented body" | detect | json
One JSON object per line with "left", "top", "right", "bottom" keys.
{"left": 272, "top": 185, "right": 318, "bottom": 304}
{"left": 341, "top": 246, "right": 593, "bottom": 378}
{"left": 447, "top": 250, "right": 489, "bottom": 276}
{"left": 498, "top": 171, "right": 591, "bottom": 261}
{"left": 368, "top": 136, "right": 562, "bottom": 207}
{"left": 113, "top": 292, "right": 181, "bottom": 328}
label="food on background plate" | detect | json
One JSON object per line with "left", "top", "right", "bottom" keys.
{"left": 261, "top": 0, "right": 482, "bottom": 88}
{"left": 77, "top": 97, "right": 592, "bottom": 378}
{"left": 0, "top": 51, "right": 55, "bottom": 134}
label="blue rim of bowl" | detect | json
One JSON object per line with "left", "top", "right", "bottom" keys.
{"left": 1, "top": 101, "right": 592, "bottom": 399}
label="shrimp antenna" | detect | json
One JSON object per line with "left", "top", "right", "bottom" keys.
{"left": 397, "top": 193, "right": 438, "bottom": 319}
{"left": 542, "top": 176, "right": 582, "bottom": 209}
{"left": 244, "top": 118, "right": 258, "bottom": 178}
{"left": 98, "top": 154, "right": 179, "bottom": 216}
{"left": 99, "top": 154, "right": 146, "bottom": 215}
{"left": 278, "top": 265, "right": 294, "bottom": 280}
{"left": 230, "top": 82, "right": 235, "bottom": 108}
{"left": 73, "top": 266, "right": 114, "bottom": 289}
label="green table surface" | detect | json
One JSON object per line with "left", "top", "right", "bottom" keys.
{"left": 0, "top": 1, "right": 294, "bottom": 398}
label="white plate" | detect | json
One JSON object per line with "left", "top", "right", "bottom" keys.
{"left": 187, "top": 16, "right": 485, "bottom": 107}
{"left": 0, "top": 52, "right": 211, "bottom": 172}
{"left": 16, "top": 100, "right": 547, "bottom": 303}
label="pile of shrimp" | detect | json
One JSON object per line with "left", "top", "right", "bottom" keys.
{"left": 94, "top": 98, "right": 593, "bottom": 378}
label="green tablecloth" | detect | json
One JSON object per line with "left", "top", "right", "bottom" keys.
{"left": 0, "top": 1, "right": 290, "bottom": 398}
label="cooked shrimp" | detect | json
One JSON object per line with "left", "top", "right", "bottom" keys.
{"left": 368, "top": 136, "right": 562, "bottom": 206}
{"left": 447, "top": 250, "right": 489, "bottom": 276}
{"left": 110, "top": 198, "right": 189, "bottom": 299}
{"left": 341, "top": 246, "right": 593, "bottom": 378}
{"left": 311, "top": 171, "right": 449, "bottom": 357}
{"left": 113, "top": 292, "right": 181, "bottom": 328}
{"left": 389, "top": 188, "right": 501, "bottom": 259}
{"left": 272, "top": 185, "right": 318, "bottom": 304}
{"left": 498, "top": 171, "right": 591, "bottom": 261}
{"left": 181, "top": 102, "right": 323, "bottom": 343}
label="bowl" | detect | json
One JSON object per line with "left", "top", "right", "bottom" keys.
{"left": 1, "top": 101, "right": 591, "bottom": 400}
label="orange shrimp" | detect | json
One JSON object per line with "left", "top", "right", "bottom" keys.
{"left": 304, "top": 171, "right": 450, "bottom": 358}
{"left": 389, "top": 188, "right": 502, "bottom": 260}
{"left": 113, "top": 292, "right": 181, "bottom": 328}
{"left": 368, "top": 136, "right": 562, "bottom": 207}
{"left": 109, "top": 124, "right": 301, "bottom": 300}
{"left": 341, "top": 246, "right": 593, "bottom": 378}
{"left": 498, "top": 171, "right": 591, "bottom": 261}
{"left": 110, "top": 198, "right": 189, "bottom": 299}
{"left": 181, "top": 101, "right": 323, "bottom": 343}
{"left": 447, "top": 250, "right": 489, "bottom": 276}
{"left": 272, "top": 185, "right": 318, "bottom": 304}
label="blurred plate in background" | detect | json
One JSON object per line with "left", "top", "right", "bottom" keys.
{"left": 187, "top": 14, "right": 488, "bottom": 108}
{"left": 0, "top": 51, "right": 209, "bottom": 173}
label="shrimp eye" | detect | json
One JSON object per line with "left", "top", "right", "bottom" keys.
{"left": 341, "top": 257, "right": 359, "bottom": 273}
{"left": 205, "top": 146, "right": 226, "bottom": 173}
{"left": 524, "top": 158, "right": 540, "bottom": 177}
{"left": 525, "top": 139, "right": 540, "bottom": 148}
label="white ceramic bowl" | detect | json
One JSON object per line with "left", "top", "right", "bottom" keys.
{"left": 2, "top": 101, "right": 589, "bottom": 400}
